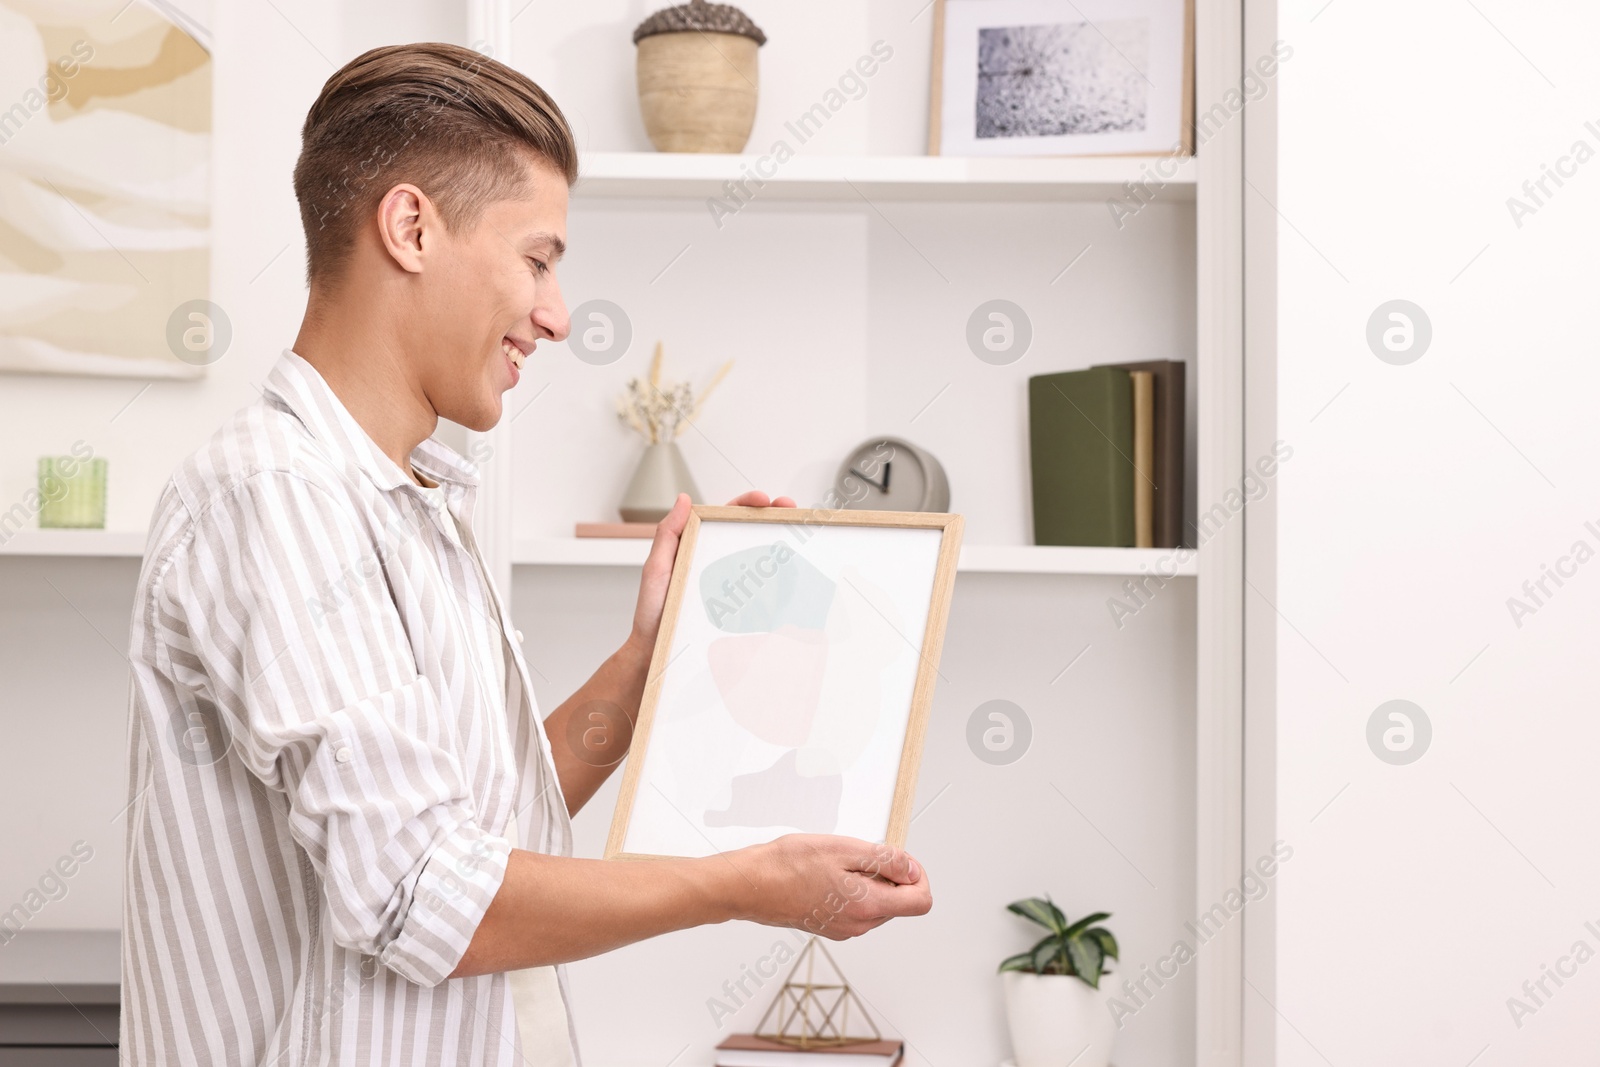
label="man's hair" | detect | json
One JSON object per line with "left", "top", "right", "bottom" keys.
{"left": 292, "top": 42, "right": 577, "bottom": 284}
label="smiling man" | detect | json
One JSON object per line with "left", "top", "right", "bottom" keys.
{"left": 119, "top": 43, "right": 931, "bottom": 1066}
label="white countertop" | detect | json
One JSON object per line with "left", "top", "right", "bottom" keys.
{"left": 0, "top": 930, "right": 120, "bottom": 1004}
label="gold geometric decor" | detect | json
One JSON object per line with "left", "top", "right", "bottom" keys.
{"left": 754, "top": 937, "right": 883, "bottom": 1050}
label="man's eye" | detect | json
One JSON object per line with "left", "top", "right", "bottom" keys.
{"left": 527, "top": 258, "right": 549, "bottom": 276}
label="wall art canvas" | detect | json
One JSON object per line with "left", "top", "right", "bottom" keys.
{"left": 0, "top": 0, "right": 213, "bottom": 378}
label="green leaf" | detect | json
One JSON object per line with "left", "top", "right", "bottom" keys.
{"left": 1061, "top": 911, "right": 1113, "bottom": 939}
{"left": 1065, "top": 936, "right": 1105, "bottom": 988}
{"left": 1030, "top": 934, "right": 1064, "bottom": 974}
{"left": 1088, "top": 927, "right": 1120, "bottom": 961}
{"left": 1007, "top": 897, "right": 1068, "bottom": 935}
{"left": 998, "top": 951, "right": 1036, "bottom": 974}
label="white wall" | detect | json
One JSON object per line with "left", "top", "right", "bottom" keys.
{"left": 1258, "top": 1, "right": 1600, "bottom": 1064}
{"left": 507, "top": 0, "right": 935, "bottom": 158}
{"left": 0, "top": 0, "right": 467, "bottom": 528}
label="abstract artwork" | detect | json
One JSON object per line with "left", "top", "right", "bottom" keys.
{"left": 607, "top": 507, "right": 963, "bottom": 860}
{"left": 0, "top": 0, "right": 213, "bottom": 378}
{"left": 976, "top": 20, "right": 1149, "bottom": 139}
{"left": 931, "top": 0, "right": 1192, "bottom": 157}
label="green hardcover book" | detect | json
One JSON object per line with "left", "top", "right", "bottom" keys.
{"left": 1093, "top": 359, "right": 1186, "bottom": 549}
{"left": 1029, "top": 366, "right": 1136, "bottom": 547}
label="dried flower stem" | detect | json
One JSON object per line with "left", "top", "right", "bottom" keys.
{"left": 615, "top": 342, "right": 732, "bottom": 446}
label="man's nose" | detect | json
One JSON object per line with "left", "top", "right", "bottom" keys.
{"left": 536, "top": 301, "right": 569, "bottom": 343}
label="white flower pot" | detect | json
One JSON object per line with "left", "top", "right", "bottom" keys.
{"left": 1001, "top": 971, "right": 1116, "bottom": 1067}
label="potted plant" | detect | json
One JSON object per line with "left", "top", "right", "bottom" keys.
{"left": 998, "top": 898, "right": 1119, "bottom": 1067}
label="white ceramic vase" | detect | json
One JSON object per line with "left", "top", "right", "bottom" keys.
{"left": 1001, "top": 971, "right": 1116, "bottom": 1067}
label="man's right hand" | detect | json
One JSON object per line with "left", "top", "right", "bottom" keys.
{"left": 449, "top": 832, "right": 931, "bottom": 978}
{"left": 729, "top": 833, "right": 932, "bottom": 940}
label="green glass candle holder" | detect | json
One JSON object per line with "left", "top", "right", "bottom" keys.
{"left": 37, "top": 456, "right": 107, "bottom": 529}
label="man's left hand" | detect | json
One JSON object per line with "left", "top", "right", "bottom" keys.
{"left": 628, "top": 490, "right": 796, "bottom": 657}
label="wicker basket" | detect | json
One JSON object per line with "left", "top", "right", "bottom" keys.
{"left": 634, "top": 1, "right": 766, "bottom": 153}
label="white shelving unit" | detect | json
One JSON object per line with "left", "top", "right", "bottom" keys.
{"left": 470, "top": 5, "right": 1245, "bottom": 1067}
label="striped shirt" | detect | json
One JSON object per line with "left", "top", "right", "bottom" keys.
{"left": 120, "top": 349, "right": 580, "bottom": 1065}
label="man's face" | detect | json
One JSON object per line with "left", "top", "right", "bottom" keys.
{"left": 415, "top": 155, "right": 570, "bottom": 432}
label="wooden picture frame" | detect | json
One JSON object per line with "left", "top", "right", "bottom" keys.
{"left": 605, "top": 506, "right": 964, "bottom": 861}
{"left": 928, "top": 0, "right": 1195, "bottom": 157}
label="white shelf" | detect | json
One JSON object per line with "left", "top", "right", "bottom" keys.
{"left": 573, "top": 151, "right": 1196, "bottom": 203}
{"left": 516, "top": 537, "right": 656, "bottom": 567}
{"left": 512, "top": 538, "right": 1196, "bottom": 576}
{"left": 960, "top": 544, "right": 1197, "bottom": 576}
{"left": 0, "top": 529, "right": 145, "bottom": 557}
{"left": 0, "top": 529, "right": 1198, "bottom": 577}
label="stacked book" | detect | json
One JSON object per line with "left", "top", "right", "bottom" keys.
{"left": 714, "top": 1035, "right": 904, "bottom": 1067}
{"left": 1027, "top": 360, "right": 1186, "bottom": 548}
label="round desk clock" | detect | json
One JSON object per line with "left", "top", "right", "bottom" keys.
{"left": 832, "top": 436, "right": 950, "bottom": 512}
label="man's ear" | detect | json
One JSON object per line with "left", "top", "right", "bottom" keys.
{"left": 376, "top": 182, "right": 431, "bottom": 275}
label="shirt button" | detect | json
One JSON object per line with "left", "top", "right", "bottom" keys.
{"left": 514, "top": 629, "right": 525, "bottom": 644}
{"left": 335, "top": 746, "right": 352, "bottom": 763}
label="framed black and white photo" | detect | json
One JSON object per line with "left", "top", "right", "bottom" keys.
{"left": 929, "top": 0, "right": 1193, "bottom": 157}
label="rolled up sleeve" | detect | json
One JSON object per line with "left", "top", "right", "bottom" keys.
{"left": 156, "top": 469, "right": 510, "bottom": 987}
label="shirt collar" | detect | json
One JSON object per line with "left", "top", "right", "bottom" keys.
{"left": 263, "top": 349, "right": 482, "bottom": 493}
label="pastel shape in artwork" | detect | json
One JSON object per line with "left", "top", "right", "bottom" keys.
{"left": 706, "top": 626, "right": 829, "bottom": 747}
{"left": 699, "top": 542, "right": 836, "bottom": 634}
{"left": 796, "top": 566, "right": 909, "bottom": 776}
{"left": 704, "top": 749, "right": 843, "bottom": 833}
